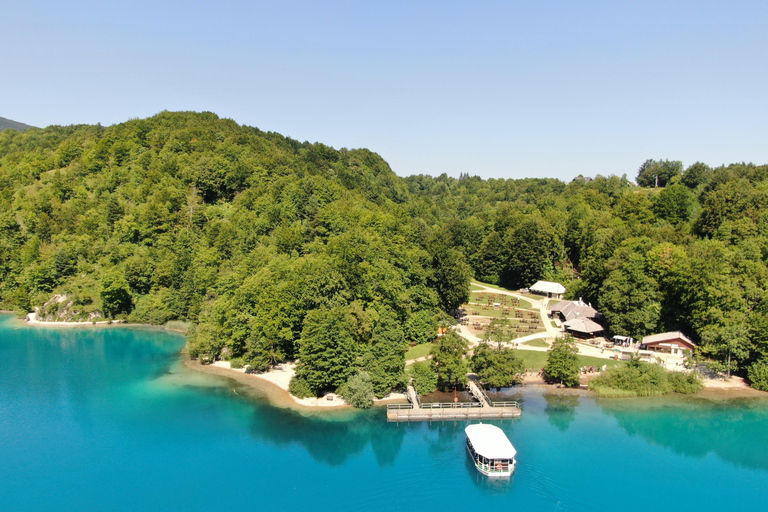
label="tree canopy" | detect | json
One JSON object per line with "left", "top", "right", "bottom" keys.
{"left": 2, "top": 111, "right": 768, "bottom": 388}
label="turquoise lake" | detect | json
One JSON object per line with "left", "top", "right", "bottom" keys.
{"left": 2, "top": 313, "right": 768, "bottom": 512}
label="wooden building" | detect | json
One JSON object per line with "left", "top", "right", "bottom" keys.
{"left": 641, "top": 332, "right": 696, "bottom": 355}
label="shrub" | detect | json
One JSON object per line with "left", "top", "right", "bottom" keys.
{"left": 288, "top": 376, "right": 314, "bottom": 399}
{"left": 748, "top": 361, "right": 768, "bottom": 391}
{"left": 590, "top": 357, "right": 703, "bottom": 397}
{"left": 589, "top": 359, "right": 671, "bottom": 397}
{"left": 668, "top": 371, "right": 704, "bottom": 394}
{"left": 229, "top": 357, "right": 245, "bottom": 369}
{"left": 339, "top": 371, "right": 375, "bottom": 409}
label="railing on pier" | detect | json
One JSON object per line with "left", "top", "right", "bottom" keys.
{"left": 386, "top": 377, "right": 522, "bottom": 422}
{"left": 489, "top": 401, "right": 521, "bottom": 408}
{"left": 468, "top": 378, "right": 522, "bottom": 409}
{"left": 468, "top": 378, "right": 493, "bottom": 406}
{"left": 420, "top": 401, "right": 483, "bottom": 409}
{"left": 408, "top": 383, "right": 422, "bottom": 409}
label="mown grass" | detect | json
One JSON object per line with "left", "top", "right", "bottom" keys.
{"left": 522, "top": 339, "right": 549, "bottom": 348}
{"left": 405, "top": 342, "right": 433, "bottom": 361}
{"left": 515, "top": 350, "right": 623, "bottom": 370}
{"left": 471, "top": 280, "right": 520, "bottom": 294}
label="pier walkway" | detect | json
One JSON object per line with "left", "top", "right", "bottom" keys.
{"left": 386, "top": 378, "right": 521, "bottom": 422}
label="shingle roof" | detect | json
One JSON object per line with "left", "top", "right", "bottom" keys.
{"left": 549, "top": 300, "right": 598, "bottom": 321}
{"left": 563, "top": 317, "right": 604, "bottom": 334}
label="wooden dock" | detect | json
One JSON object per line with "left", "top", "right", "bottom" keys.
{"left": 386, "top": 378, "right": 521, "bottom": 422}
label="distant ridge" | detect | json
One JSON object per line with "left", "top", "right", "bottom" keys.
{"left": 0, "top": 116, "right": 36, "bottom": 132}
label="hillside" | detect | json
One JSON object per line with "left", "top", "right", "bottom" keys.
{"left": 2, "top": 110, "right": 768, "bottom": 391}
{"left": 0, "top": 116, "right": 35, "bottom": 132}
{"left": 0, "top": 111, "right": 470, "bottom": 397}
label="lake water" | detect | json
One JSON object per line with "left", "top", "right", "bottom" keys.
{"left": 2, "top": 313, "right": 767, "bottom": 511}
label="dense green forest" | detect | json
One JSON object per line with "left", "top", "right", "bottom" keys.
{"left": 2, "top": 111, "right": 768, "bottom": 394}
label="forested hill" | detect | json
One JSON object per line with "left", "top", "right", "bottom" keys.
{"left": 0, "top": 111, "right": 470, "bottom": 396}
{"left": 1, "top": 111, "right": 768, "bottom": 389}
{"left": 403, "top": 163, "right": 768, "bottom": 379}
{"left": 0, "top": 116, "right": 35, "bottom": 132}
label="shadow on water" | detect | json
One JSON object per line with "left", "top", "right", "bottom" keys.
{"left": 543, "top": 393, "right": 579, "bottom": 432}
{"left": 597, "top": 395, "right": 768, "bottom": 472}
{"left": 246, "top": 403, "right": 408, "bottom": 467}
{"left": 160, "top": 357, "right": 411, "bottom": 469}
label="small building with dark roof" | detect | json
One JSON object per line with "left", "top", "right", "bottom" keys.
{"left": 563, "top": 317, "right": 604, "bottom": 339}
{"left": 549, "top": 299, "right": 599, "bottom": 322}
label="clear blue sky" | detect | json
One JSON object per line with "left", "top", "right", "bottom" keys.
{"left": 2, "top": 1, "right": 766, "bottom": 181}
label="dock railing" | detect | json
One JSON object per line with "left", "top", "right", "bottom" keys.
{"left": 489, "top": 400, "right": 521, "bottom": 408}
{"left": 409, "top": 382, "right": 422, "bottom": 409}
{"left": 420, "top": 401, "right": 483, "bottom": 409}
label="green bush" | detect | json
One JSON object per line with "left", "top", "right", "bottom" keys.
{"left": 288, "top": 376, "right": 315, "bottom": 399}
{"left": 590, "top": 357, "right": 702, "bottom": 397}
{"left": 668, "top": 371, "right": 704, "bottom": 394}
{"left": 339, "top": 371, "right": 375, "bottom": 409}
{"left": 229, "top": 357, "right": 245, "bottom": 369}
{"left": 589, "top": 359, "right": 671, "bottom": 397}
{"left": 410, "top": 361, "right": 438, "bottom": 394}
{"left": 748, "top": 361, "right": 768, "bottom": 391}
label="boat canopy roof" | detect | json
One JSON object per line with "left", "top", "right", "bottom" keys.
{"left": 465, "top": 424, "right": 517, "bottom": 460}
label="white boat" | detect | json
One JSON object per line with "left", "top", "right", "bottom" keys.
{"left": 465, "top": 423, "right": 517, "bottom": 477}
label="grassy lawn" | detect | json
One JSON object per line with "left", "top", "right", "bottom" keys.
{"left": 472, "top": 280, "right": 520, "bottom": 294}
{"left": 518, "top": 292, "right": 545, "bottom": 301}
{"left": 466, "top": 292, "right": 532, "bottom": 311}
{"left": 405, "top": 343, "right": 433, "bottom": 361}
{"left": 516, "top": 350, "right": 623, "bottom": 370}
{"left": 522, "top": 339, "right": 549, "bottom": 348}
{"left": 462, "top": 307, "right": 534, "bottom": 319}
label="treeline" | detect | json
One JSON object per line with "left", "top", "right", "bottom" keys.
{"left": 2, "top": 112, "right": 768, "bottom": 393}
{"left": 405, "top": 161, "right": 768, "bottom": 382}
{"left": 0, "top": 112, "right": 470, "bottom": 399}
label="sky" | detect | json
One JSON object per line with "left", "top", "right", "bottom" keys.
{"left": 2, "top": 1, "right": 767, "bottom": 181}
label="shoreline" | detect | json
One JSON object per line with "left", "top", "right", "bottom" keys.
{"left": 5, "top": 311, "right": 766, "bottom": 407}
{"left": 182, "top": 355, "right": 408, "bottom": 412}
{"left": 3, "top": 311, "right": 187, "bottom": 334}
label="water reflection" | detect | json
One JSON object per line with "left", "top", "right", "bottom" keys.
{"left": 543, "top": 393, "right": 579, "bottom": 432}
{"left": 598, "top": 395, "right": 768, "bottom": 472}
{"left": 246, "top": 403, "right": 408, "bottom": 467}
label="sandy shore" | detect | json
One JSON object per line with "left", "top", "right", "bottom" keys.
{"left": 183, "top": 357, "right": 408, "bottom": 411}
{"left": 23, "top": 311, "right": 123, "bottom": 327}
